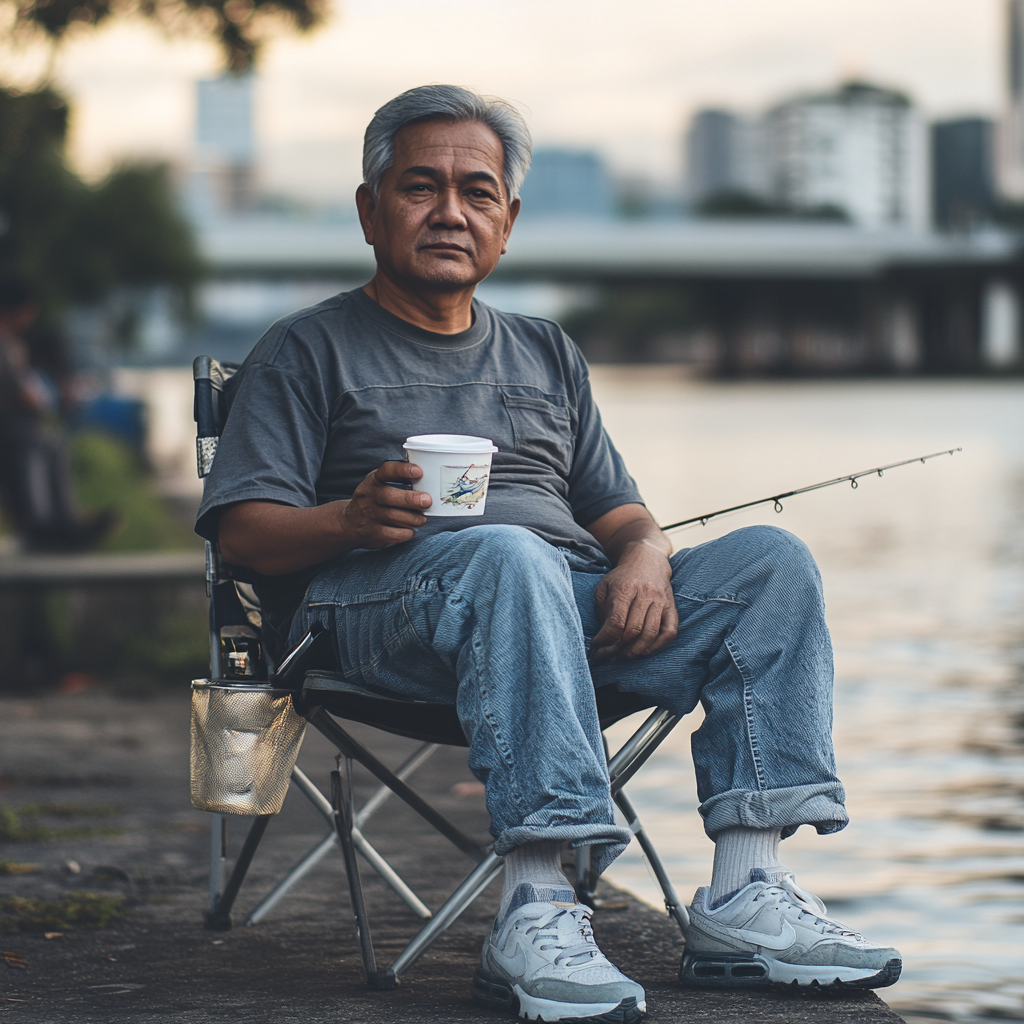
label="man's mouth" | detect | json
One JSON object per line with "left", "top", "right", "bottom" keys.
{"left": 420, "top": 243, "right": 469, "bottom": 254}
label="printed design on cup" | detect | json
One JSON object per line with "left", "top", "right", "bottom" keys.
{"left": 440, "top": 464, "right": 489, "bottom": 509}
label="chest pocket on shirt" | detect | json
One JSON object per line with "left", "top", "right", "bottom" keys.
{"left": 502, "top": 392, "right": 573, "bottom": 476}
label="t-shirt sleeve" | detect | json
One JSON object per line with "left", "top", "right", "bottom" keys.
{"left": 195, "top": 360, "right": 328, "bottom": 543}
{"left": 565, "top": 355, "right": 645, "bottom": 528}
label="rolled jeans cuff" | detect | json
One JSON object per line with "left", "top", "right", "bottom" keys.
{"left": 699, "top": 782, "right": 849, "bottom": 840}
{"left": 495, "top": 823, "right": 633, "bottom": 877}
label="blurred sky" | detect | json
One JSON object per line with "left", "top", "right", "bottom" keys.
{"left": 2, "top": 0, "right": 1006, "bottom": 202}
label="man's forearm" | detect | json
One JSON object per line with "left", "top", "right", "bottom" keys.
{"left": 217, "top": 461, "right": 431, "bottom": 575}
{"left": 608, "top": 524, "right": 673, "bottom": 576}
{"left": 219, "top": 500, "right": 356, "bottom": 576}
{"left": 587, "top": 504, "right": 672, "bottom": 568}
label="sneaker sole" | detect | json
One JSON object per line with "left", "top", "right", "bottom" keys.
{"left": 473, "top": 968, "right": 645, "bottom": 1022}
{"left": 680, "top": 952, "right": 902, "bottom": 991}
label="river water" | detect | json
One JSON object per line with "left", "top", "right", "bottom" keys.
{"left": 591, "top": 372, "right": 1024, "bottom": 1024}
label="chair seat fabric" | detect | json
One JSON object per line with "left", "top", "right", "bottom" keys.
{"left": 299, "top": 672, "right": 656, "bottom": 749}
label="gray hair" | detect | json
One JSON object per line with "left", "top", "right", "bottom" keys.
{"left": 363, "top": 85, "right": 532, "bottom": 203}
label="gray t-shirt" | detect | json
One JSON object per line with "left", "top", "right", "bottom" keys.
{"left": 196, "top": 288, "right": 644, "bottom": 651}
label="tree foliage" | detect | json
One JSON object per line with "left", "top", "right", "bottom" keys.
{"left": 5, "top": 0, "right": 327, "bottom": 73}
{"left": 0, "top": 86, "right": 203, "bottom": 369}
{"left": 560, "top": 285, "right": 701, "bottom": 360}
{"left": 696, "top": 189, "right": 849, "bottom": 222}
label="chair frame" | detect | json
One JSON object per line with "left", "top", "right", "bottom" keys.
{"left": 193, "top": 354, "right": 689, "bottom": 991}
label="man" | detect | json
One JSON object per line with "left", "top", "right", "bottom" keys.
{"left": 197, "top": 85, "right": 900, "bottom": 1023}
{"left": 0, "top": 274, "right": 114, "bottom": 552}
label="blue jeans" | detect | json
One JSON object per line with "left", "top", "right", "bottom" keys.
{"left": 291, "top": 524, "right": 848, "bottom": 875}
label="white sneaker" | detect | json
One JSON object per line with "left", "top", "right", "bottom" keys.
{"left": 681, "top": 870, "right": 902, "bottom": 990}
{"left": 472, "top": 883, "right": 646, "bottom": 1023}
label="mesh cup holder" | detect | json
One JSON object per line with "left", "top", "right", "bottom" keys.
{"left": 190, "top": 681, "right": 306, "bottom": 815}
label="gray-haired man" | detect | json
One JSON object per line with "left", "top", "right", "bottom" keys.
{"left": 198, "top": 85, "right": 901, "bottom": 1023}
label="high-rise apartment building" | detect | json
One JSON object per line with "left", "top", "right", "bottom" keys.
{"left": 998, "top": 0, "right": 1024, "bottom": 198}
{"left": 186, "top": 74, "right": 256, "bottom": 219}
{"left": 684, "top": 109, "right": 768, "bottom": 205}
{"left": 517, "top": 149, "right": 614, "bottom": 219}
{"left": 765, "top": 83, "right": 929, "bottom": 229}
{"left": 932, "top": 118, "right": 995, "bottom": 229}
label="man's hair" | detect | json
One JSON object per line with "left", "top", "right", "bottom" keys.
{"left": 363, "top": 85, "right": 532, "bottom": 203}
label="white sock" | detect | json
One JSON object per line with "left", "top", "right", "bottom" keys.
{"left": 498, "top": 840, "right": 573, "bottom": 919}
{"left": 709, "top": 828, "right": 784, "bottom": 906}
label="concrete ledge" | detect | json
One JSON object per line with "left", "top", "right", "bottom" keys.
{"left": 0, "top": 691, "right": 906, "bottom": 1022}
{"left": 0, "top": 551, "right": 206, "bottom": 586}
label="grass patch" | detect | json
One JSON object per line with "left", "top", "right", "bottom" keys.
{"left": 71, "top": 431, "right": 199, "bottom": 553}
{"left": 0, "top": 804, "right": 123, "bottom": 843}
{"left": 15, "top": 803, "right": 118, "bottom": 819}
{"left": 0, "top": 861, "right": 41, "bottom": 876}
{"left": 0, "top": 893, "right": 125, "bottom": 933}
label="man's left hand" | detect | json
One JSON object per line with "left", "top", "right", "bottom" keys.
{"left": 590, "top": 541, "right": 678, "bottom": 661}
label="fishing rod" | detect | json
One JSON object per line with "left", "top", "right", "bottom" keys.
{"left": 661, "top": 448, "right": 962, "bottom": 533}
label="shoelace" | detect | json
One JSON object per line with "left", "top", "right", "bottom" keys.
{"left": 750, "top": 882, "right": 864, "bottom": 940}
{"left": 775, "top": 873, "right": 828, "bottom": 914}
{"left": 522, "top": 903, "right": 608, "bottom": 968}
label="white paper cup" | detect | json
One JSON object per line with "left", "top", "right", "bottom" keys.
{"left": 403, "top": 434, "right": 498, "bottom": 517}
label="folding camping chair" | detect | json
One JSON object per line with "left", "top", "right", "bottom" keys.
{"left": 191, "top": 354, "right": 690, "bottom": 990}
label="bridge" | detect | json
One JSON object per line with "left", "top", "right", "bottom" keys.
{"left": 199, "top": 217, "right": 1017, "bottom": 281}
{"left": 196, "top": 217, "right": 1024, "bottom": 373}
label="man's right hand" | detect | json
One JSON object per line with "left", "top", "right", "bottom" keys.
{"left": 340, "top": 460, "right": 432, "bottom": 548}
{"left": 218, "top": 460, "right": 431, "bottom": 577}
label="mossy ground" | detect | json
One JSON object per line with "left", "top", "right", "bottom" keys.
{"left": 0, "top": 804, "right": 122, "bottom": 843}
{"left": 0, "top": 892, "right": 125, "bottom": 933}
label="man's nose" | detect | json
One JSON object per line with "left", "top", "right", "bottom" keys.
{"left": 428, "top": 186, "right": 469, "bottom": 230}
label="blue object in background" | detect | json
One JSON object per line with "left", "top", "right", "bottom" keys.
{"left": 75, "top": 394, "right": 147, "bottom": 448}
{"left": 517, "top": 149, "right": 614, "bottom": 219}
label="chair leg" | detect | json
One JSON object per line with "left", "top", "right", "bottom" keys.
{"left": 613, "top": 789, "right": 689, "bottom": 935}
{"left": 205, "top": 815, "right": 272, "bottom": 931}
{"left": 602, "top": 707, "right": 689, "bottom": 933}
{"left": 332, "top": 759, "right": 389, "bottom": 988}
{"left": 608, "top": 708, "right": 681, "bottom": 795}
{"left": 387, "top": 850, "right": 505, "bottom": 985}
{"left": 356, "top": 742, "right": 440, "bottom": 829}
{"left": 291, "top": 766, "right": 432, "bottom": 918}
{"left": 209, "top": 814, "right": 227, "bottom": 915}
{"left": 309, "top": 709, "right": 485, "bottom": 862}
{"left": 244, "top": 831, "right": 338, "bottom": 926}
{"left": 573, "top": 845, "right": 598, "bottom": 906}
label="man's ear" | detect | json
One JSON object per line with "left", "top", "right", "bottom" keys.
{"left": 500, "top": 197, "right": 521, "bottom": 255}
{"left": 355, "top": 184, "right": 377, "bottom": 245}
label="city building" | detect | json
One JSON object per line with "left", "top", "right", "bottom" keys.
{"left": 998, "top": 0, "right": 1024, "bottom": 198}
{"left": 684, "top": 109, "right": 768, "bottom": 205}
{"left": 932, "top": 118, "right": 995, "bottom": 230}
{"left": 184, "top": 74, "right": 257, "bottom": 220}
{"left": 765, "top": 82, "right": 929, "bottom": 230}
{"left": 517, "top": 148, "right": 614, "bottom": 219}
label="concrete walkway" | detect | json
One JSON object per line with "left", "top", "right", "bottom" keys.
{"left": 0, "top": 691, "right": 905, "bottom": 1023}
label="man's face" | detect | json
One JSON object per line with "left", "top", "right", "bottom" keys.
{"left": 356, "top": 118, "right": 520, "bottom": 292}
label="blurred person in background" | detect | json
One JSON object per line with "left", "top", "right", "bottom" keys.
{"left": 0, "top": 274, "right": 114, "bottom": 552}
{"left": 202, "top": 85, "right": 901, "bottom": 1023}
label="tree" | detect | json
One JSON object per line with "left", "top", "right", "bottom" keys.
{"left": 0, "top": 86, "right": 203, "bottom": 371}
{"left": 4, "top": 0, "right": 327, "bottom": 74}
{"left": 696, "top": 189, "right": 849, "bottom": 223}
{"left": 0, "top": 0, "right": 329, "bottom": 369}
